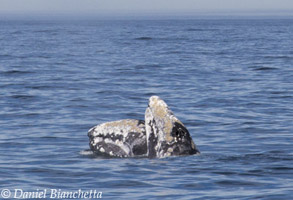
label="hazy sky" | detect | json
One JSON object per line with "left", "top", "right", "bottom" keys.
{"left": 0, "top": 0, "right": 293, "bottom": 15}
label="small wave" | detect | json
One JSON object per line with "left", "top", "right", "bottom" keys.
{"left": 215, "top": 152, "right": 293, "bottom": 163}
{"left": 268, "top": 166, "right": 293, "bottom": 171}
{"left": 1, "top": 70, "right": 34, "bottom": 75}
{"left": 0, "top": 54, "right": 14, "bottom": 59}
{"left": 227, "top": 78, "right": 248, "bottom": 82}
{"left": 186, "top": 28, "right": 218, "bottom": 32}
{"left": 135, "top": 37, "right": 153, "bottom": 40}
{"left": 215, "top": 180, "right": 262, "bottom": 186}
{"left": 167, "top": 50, "right": 182, "bottom": 54}
{"left": 10, "top": 95, "right": 36, "bottom": 100}
{"left": 134, "top": 64, "right": 161, "bottom": 69}
{"left": 40, "top": 136, "right": 58, "bottom": 139}
{"left": 264, "top": 55, "right": 293, "bottom": 59}
{"left": 26, "top": 85, "right": 53, "bottom": 90}
{"left": 253, "top": 67, "right": 278, "bottom": 71}
{"left": 37, "top": 55, "right": 51, "bottom": 59}
{"left": 11, "top": 31, "right": 23, "bottom": 35}
{"left": 33, "top": 29, "right": 58, "bottom": 34}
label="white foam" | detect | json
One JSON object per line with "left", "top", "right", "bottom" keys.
{"left": 79, "top": 150, "right": 94, "bottom": 156}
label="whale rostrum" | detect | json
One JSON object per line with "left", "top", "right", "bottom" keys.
{"left": 88, "top": 96, "right": 199, "bottom": 158}
{"left": 145, "top": 96, "right": 199, "bottom": 158}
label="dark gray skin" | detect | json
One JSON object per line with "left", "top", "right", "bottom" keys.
{"left": 168, "top": 122, "right": 199, "bottom": 155}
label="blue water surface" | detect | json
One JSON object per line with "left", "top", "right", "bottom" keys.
{"left": 0, "top": 18, "right": 293, "bottom": 199}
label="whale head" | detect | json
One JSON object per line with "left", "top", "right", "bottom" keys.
{"left": 145, "top": 96, "right": 199, "bottom": 158}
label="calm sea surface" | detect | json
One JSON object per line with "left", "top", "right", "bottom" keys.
{"left": 0, "top": 18, "right": 293, "bottom": 199}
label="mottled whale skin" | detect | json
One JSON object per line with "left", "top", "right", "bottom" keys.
{"left": 88, "top": 96, "right": 199, "bottom": 158}
{"left": 145, "top": 96, "right": 199, "bottom": 158}
{"left": 88, "top": 119, "right": 147, "bottom": 158}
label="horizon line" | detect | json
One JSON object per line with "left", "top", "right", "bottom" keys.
{"left": 1, "top": 9, "right": 293, "bottom": 20}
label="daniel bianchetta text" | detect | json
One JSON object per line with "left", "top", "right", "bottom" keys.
{"left": 1, "top": 188, "right": 102, "bottom": 199}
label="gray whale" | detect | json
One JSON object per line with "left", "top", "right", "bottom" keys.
{"left": 88, "top": 96, "right": 199, "bottom": 158}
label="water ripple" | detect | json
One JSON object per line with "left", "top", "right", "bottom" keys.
{"left": 0, "top": 18, "right": 293, "bottom": 200}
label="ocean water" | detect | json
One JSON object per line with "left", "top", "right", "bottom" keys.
{"left": 0, "top": 18, "right": 293, "bottom": 199}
